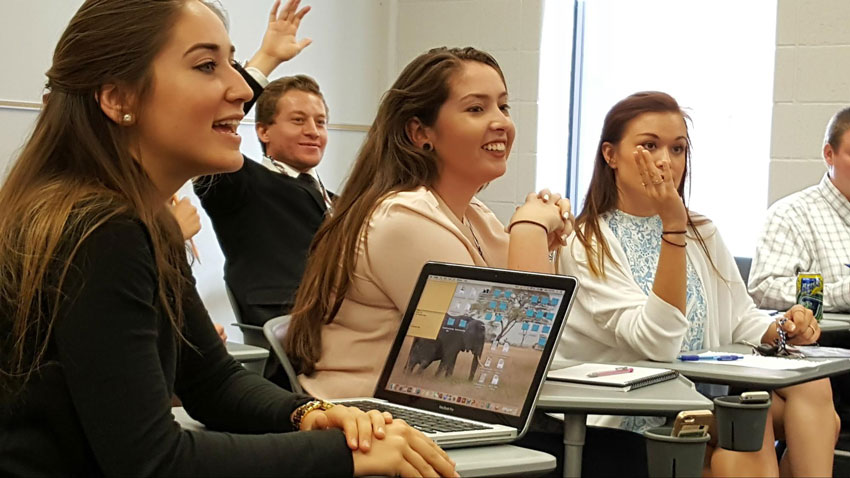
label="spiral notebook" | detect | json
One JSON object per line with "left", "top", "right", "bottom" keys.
{"left": 547, "top": 363, "right": 679, "bottom": 392}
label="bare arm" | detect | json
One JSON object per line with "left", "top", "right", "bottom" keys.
{"left": 636, "top": 146, "right": 688, "bottom": 314}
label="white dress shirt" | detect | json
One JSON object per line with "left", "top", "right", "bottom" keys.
{"left": 749, "top": 174, "right": 850, "bottom": 312}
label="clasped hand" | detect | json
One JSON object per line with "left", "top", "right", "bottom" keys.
{"left": 301, "top": 405, "right": 458, "bottom": 477}
{"left": 776, "top": 305, "right": 821, "bottom": 345}
{"left": 513, "top": 190, "right": 574, "bottom": 251}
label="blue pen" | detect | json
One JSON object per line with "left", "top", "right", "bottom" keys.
{"left": 678, "top": 354, "right": 742, "bottom": 361}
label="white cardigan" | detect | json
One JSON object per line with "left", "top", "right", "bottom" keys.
{"left": 556, "top": 218, "right": 774, "bottom": 364}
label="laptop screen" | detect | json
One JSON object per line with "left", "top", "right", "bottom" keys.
{"left": 382, "top": 273, "right": 567, "bottom": 418}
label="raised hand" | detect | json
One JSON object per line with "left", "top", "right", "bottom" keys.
{"left": 247, "top": 0, "right": 313, "bottom": 76}
{"left": 634, "top": 145, "right": 687, "bottom": 227}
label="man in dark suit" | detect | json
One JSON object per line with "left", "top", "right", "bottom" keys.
{"left": 195, "top": 71, "right": 332, "bottom": 328}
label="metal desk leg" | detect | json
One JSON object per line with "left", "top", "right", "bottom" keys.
{"left": 563, "top": 413, "right": 587, "bottom": 478}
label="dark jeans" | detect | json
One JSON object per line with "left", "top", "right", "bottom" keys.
{"left": 515, "top": 411, "right": 648, "bottom": 478}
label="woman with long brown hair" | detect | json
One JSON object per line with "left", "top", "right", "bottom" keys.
{"left": 0, "top": 1, "right": 457, "bottom": 476}
{"left": 556, "top": 91, "right": 838, "bottom": 476}
{"left": 286, "top": 47, "right": 571, "bottom": 399}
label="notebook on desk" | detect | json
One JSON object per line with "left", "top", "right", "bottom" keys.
{"left": 336, "top": 261, "right": 578, "bottom": 448}
{"left": 547, "top": 363, "right": 678, "bottom": 392}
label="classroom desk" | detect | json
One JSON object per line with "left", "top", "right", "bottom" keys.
{"left": 538, "top": 360, "right": 713, "bottom": 478}
{"left": 824, "top": 312, "right": 850, "bottom": 323}
{"left": 631, "top": 344, "right": 850, "bottom": 389}
{"left": 172, "top": 407, "right": 556, "bottom": 477}
{"left": 225, "top": 341, "right": 269, "bottom": 374}
{"left": 821, "top": 318, "right": 850, "bottom": 333}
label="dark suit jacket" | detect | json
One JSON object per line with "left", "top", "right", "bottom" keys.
{"left": 194, "top": 65, "right": 331, "bottom": 327}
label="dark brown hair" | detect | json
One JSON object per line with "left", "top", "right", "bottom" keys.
{"left": 285, "top": 47, "right": 505, "bottom": 375}
{"left": 574, "top": 91, "right": 716, "bottom": 277}
{"left": 255, "top": 74, "right": 329, "bottom": 154}
{"left": 0, "top": 0, "right": 224, "bottom": 395}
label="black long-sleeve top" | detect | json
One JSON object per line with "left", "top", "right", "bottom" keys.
{"left": 0, "top": 216, "right": 354, "bottom": 476}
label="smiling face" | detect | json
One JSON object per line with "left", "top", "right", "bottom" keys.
{"left": 257, "top": 90, "right": 328, "bottom": 172}
{"left": 134, "top": 0, "right": 252, "bottom": 190}
{"left": 426, "top": 61, "right": 515, "bottom": 188}
{"left": 604, "top": 111, "right": 688, "bottom": 205}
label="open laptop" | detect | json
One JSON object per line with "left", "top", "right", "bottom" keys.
{"left": 336, "top": 261, "right": 578, "bottom": 448}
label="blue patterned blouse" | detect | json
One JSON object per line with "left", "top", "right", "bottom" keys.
{"left": 605, "top": 210, "right": 708, "bottom": 432}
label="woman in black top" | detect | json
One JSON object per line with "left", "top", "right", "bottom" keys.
{"left": 0, "top": 0, "right": 456, "bottom": 476}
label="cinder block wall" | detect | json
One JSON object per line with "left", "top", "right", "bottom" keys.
{"left": 394, "top": 0, "right": 544, "bottom": 223}
{"left": 770, "top": 0, "right": 850, "bottom": 204}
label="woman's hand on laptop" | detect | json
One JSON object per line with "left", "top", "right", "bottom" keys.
{"left": 300, "top": 404, "right": 392, "bottom": 451}
{"left": 352, "top": 419, "right": 458, "bottom": 478}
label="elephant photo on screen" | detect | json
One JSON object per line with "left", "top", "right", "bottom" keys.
{"left": 404, "top": 315, "right": 486, "bottom": 380}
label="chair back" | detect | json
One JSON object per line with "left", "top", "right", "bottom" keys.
{"left": 734, "top": 256, "right": 753, "bottom": 284}
{"left": 263, "top": 315, "right": 303, "bottom": 393}
{"left": 225, "top": 281, "right": 268, "bottom": 348}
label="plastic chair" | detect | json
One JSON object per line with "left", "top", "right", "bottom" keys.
{"left": 734, "top": 257, "right": 752, "bottom": 284}
{"left": 225, "top": 282, "right": 269, "bottom": 349}
{"left": 263, "top": 315, "right": 303, "bottom": 393}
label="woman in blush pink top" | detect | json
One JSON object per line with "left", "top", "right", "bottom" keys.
{"left": 287, "top": 47, "right": 573, "bottom": 399}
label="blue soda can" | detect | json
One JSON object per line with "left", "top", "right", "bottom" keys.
{"left": 796, "top": 272, "right": 824, "bottom": 322}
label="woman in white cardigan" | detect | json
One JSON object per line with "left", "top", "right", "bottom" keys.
{"left": 557, "top": 91, "right": 838, "bottom": 477}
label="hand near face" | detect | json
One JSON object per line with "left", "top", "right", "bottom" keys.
{"left": 170, "top": 196, "right": 201, "bottom": 241}
{"left": 300, "top": 405, "right": 392, "bottom": 451}
{"left": 633, "top": 146, "right": 687, "bottom": 226}
{"left": 351, "top": 419, "right": 458, "bottom": 478}
{"left": 248, "top": 0, "right": 312, "bottom": 75}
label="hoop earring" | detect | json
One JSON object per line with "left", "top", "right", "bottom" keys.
{"left": 423, "top": 143, "right": 433, "bottom": 151}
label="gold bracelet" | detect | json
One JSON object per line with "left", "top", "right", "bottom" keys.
{"left": 291, "top": 399, "right": 335, "bottom": 430}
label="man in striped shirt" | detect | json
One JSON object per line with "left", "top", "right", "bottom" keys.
{"left": 749, "top": 107, "right": 850, "bottom": 312}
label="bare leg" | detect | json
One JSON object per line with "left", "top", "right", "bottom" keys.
{"left": 709, "top": 406, "right": 779, "bottom": 477}
{"left": 774, "top": 379, "right": 839, "bottom": 477}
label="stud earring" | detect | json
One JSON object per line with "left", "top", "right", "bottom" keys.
{"left": 423, "top": 143, "right": 433, "bottom": 151}
{"left": 121, "top": 113, "right": 134, "bottom": 125}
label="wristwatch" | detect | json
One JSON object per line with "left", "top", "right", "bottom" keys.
{"left": 291, "top": 399, "right": 335, "bottom": 430}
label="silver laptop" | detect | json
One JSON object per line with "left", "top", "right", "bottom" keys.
{"left": 337, "top": 261, "right": 578, "bottom": 448}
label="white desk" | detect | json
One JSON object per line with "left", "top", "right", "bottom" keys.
{"left": 824, "top": 312, "right": 850, "bottom": 323}
{"left": 539, "top": 361, "right": 713, "bottom": 478}
{"left": 632, "top": 344, "right": 850, "bottom": 389}
{"left": 225, "top": 342, "right": 269, "bottom": 374}
{"left": 172, "top": 407, "right": 555, "bottom": 477}
{"left": 821, "top": 318, "right": 850, "bottom": 333}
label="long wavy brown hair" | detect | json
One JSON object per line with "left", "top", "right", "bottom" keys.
{"left": 0, "top": 0, "right": 222, "bottom": 396}
{"left": 286, "top": 47, "right": 505, "bottom": 375}
{"left": 574, "top": 91, "right": 717, "bottom": 277}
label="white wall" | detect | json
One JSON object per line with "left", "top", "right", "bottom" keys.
{"left": 393, "top": 0, "right": 545, "bottom": 223}
{"left": 769, "top": 0, "right": 850, "bottom": 204}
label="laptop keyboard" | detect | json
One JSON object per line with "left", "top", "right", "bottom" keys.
{"left": 342, "top": 400, "right": 492, "bottom": 434}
